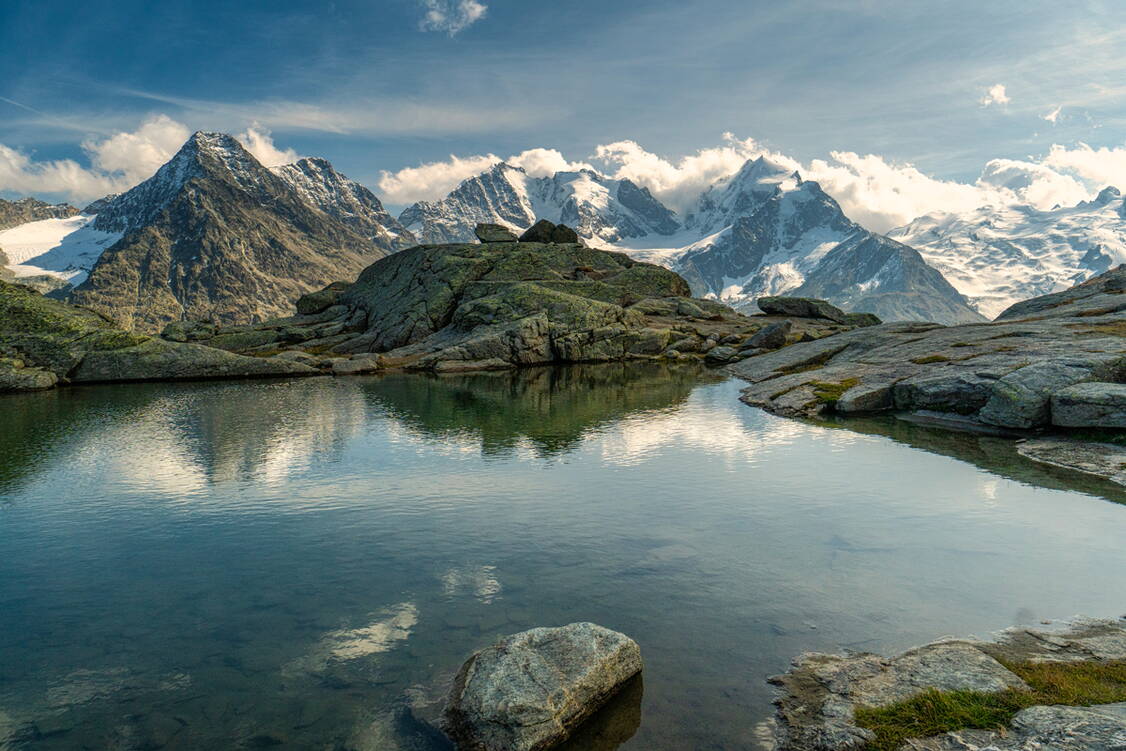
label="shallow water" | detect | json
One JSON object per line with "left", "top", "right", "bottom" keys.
{"left": 2, "top": 364, "right": 1125, "bottom": 750}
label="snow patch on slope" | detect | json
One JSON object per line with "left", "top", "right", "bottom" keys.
{"left": 0, "top": 215, "right": 121, "bottom": 284}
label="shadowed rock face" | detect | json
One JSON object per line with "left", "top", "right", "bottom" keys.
{"left": 732, "top": 265, "right": 1126, "bottom": 431}
{"left": 0, "top": 279, "right": 315, "bottom": 393}
{"left": 442, "top": 623, "right": 643, "bottom": 751}
{"left": 0, "top": 197, "right": 77, "bottom": 231}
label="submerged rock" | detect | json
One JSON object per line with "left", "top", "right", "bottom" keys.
{"left": 442, "top": 622, "right": 642, "bottom": 751}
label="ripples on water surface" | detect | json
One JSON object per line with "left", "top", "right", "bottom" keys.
{"left": 1, "top": 364, "right": 1125, "bottom": 750}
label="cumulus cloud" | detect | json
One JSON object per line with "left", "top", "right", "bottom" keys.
{"left": 592, "top": 133, "right": 772, "bottom": 214}
{"left": 376, "top": 147, "right": 591, "bottom": 205}
{"left": 418, "top": 0, "right": 487, "bottom": 35}
{"left": 980, "top": 83, "right": 1011, "bottom": 107}
{"left": 0, "top": 114, "right": 306, "bottom": 204}
{"left": 1043, "top": 105, "right": 1062, "bottom": 124}
{"left": 1042, "top": 142, "right": 1126, "bottom": 190}
{"left": 0, "top": 114, "right": 191, "bottom": 203}
{"left": 237, "top": 123, "right": 300, "bottom": 167}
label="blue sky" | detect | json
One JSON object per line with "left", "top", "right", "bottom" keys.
{"left": 2, "top": 0, "right": 1125, "bottom": 228}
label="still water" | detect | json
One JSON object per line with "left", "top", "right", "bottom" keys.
{"left": 2, "top": 364, "right": 1125, "bottom": 750}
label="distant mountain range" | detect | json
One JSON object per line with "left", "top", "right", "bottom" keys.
{"left": 889, "top": 186, "right": 1126, "bottom": 319}
{"left": 398, "top": 156, "right": 984, "bottom": 324}
{"left": 1, "top": 131, "right": 1122, "bottom": 329}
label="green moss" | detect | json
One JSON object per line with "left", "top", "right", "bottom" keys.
{"left": 911, "top": 354, "right": 951, "bottom": 364}
{"left": 809, "top": 378, "right": 859, "bottom": 404}
{"left": 855, "top": 659, "right": 1126, "bottom": 751}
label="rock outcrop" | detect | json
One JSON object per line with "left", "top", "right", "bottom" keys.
{"left": 166, "top": 228, "right": 870, "bottom": 373}
{"left": 442, "top": 623, "right": 643, "bottom": 751}
{"left": 0, "top": 279, "right": 315, "bottom": 393}
{"left": 0, "top": 197, "right": 77, "bottom": 230}
{"left": 766, "top": 617, "right": 1126, "bottom": 751}
{"left": 733, "top": 265, "right": 1126, "bottom": 430}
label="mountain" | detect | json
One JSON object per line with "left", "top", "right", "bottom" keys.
{"left": 400, "top": 163, "right": 680, "bottom": 245}
{"left": 673, "top": 157, "right": 985, "bottom": 324}
{"left": 402, "top": 156, "right": 982, "bottom": 324}
{"left": 272, "top": 157, "right": 414, "bottom": 249}
{"left": 0, "top": 197, "right": 78, "bottom": 230}
{"left": 888, "top": 187, "right": 1126, "bottom": 319}
{"left": 70, "top": 132, "right": 400, "bottom": 332}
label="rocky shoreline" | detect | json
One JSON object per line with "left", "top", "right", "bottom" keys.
{"left": 763, "top": 617, "right": 1126, "bottom": 751}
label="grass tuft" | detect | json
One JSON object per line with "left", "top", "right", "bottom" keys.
{"left": 910, "top": 354, "right": 951, "bottom": 364}
{"left": 809, "top": 378, "right": 859, "bottom": 405}
{"left": 854, "top": 659, "right": 1126, "bottom": 751}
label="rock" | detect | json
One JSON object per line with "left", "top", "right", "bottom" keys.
{"left": 732, "top": 267, "right": 1126, "bottom": 426}
{"left": 844, "top": 312, "right": 882, "bottom": 327}
{"left": 757, "top": 296, "right": 850, "bottom": 323}
{"left": 517, "top": 220, "right": 580, "bottom": 244}
{"left": 747, "top": 320, "right": 792, "bottom": 350}
{"left": 295, "top": 281, "right": 351, "bottom": 315}
{"left": 71, "top": 338, "right": 318, "bottom": 383}
{"left": 442, "top": 623, "right": 642, "bottom": 751}
{"left": 909, "top": 704, "right": 1126, "bottom": 751}
{"left": 1051, "top": 382, "right": 1126, "bottom": 428}
{"left": 161, "top": 320, "right": 219, "bottom": 342}
{"left": 978, "top": 359, "right": 1097, "bottom": 429}
{"left": 1017, "top": 438, "right": 1126, "bottom": 486}
{"left": 331, "top": 354, "right": 385, "bottom": 375}
{"left": 704, "top": 345, "right": 739, "bottom": 364}
{"left": 474, "top": 223, "right": 519, "bottom": 243}
{"left": 0, "top": 357, "right": 57, "bottom": 392}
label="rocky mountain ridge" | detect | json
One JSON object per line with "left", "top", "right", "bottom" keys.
{"left": 69, "top": 132, "right": 402, "bottom": 332}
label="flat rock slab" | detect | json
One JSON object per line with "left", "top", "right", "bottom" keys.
{"left": 442, "top": 622, "right": 642, "bottom": 751}
{"left": 1016, "top": 439, "right": 1126, "bottom": 487}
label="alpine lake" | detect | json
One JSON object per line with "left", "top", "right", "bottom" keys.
{"left": 2, "top": 363, "right": 1125, "bottom": 750}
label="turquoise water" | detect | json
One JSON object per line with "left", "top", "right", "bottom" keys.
{"left": 2, "top": 364, "right": 1125, "bottom": 750}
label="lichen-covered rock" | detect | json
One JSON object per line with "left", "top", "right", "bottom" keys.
{"left": 758, "top": 296, "right": 850, "bottom": 323}
{"left": 474, "top": 223, "right": 519, "bottom": 243}
{"left": 1051, "top": 382, "right": 1126, "bottom": 428}
{"left": 0, "top": 278, "right": 315, "bottom": 392}
{"left": 518, "top": 219, "right": 581, "bottom": 244}
{"left": 442, "top": 623, "right": 642, "bottom": 751}
{"left": 747, "top": 320, "right": 792, "bottom": 350}
{"left": 295, "top": 281, "right": 351, "bottom": 315}
{"left": 733, "top": 267, "right": 1126, "bottom": 429}
{"left": 765, "top": 618, "right": 1126, "bottom": 751}
{"left": 908, "top": 704, "right": 1126, "bottom": 751}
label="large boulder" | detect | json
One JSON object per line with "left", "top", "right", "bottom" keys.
{"left": 442, "top": 623, "right": 643, "bottom": 751}
{"left": 1051, "top": 382, "right": 1126, "bottom": 428}
{"left": 746, "top": 320, "right": 792, "bottom": 350}
{"left": 295, "top": 281, "right": 351, "bottom": 315}
{"left": 757, "top": 296, "right": 850, "bottom": 323}
{"left": 519, "top": 220, "right": 581, "bottom": 244}
{"left": 474, "top": 223, "right": 519, "bottom": 243}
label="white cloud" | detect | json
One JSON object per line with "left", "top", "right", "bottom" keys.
{"left": 377, "top": 153, "right": 502, "bottom": 205}
{"left": 1042, "top": 142, "right": 1126, "bottom": 190}
{"left": 418, "top": 0, "right": 488, "bottom": 35}
{"left": 592, "top": 133, "right": 772, "bottom": 214}
{"left": 376, "top": 148, "right": 591, "bottom": 205}
{"left": 82, "top": 114, "right": 191, "bottom": 185}
{"left": 980, "top": 83, "right": 1011, "bottom": 107}
{"left": 1043, "top": 105, "right": 1062, "bottom": 124}
{"left": 0, "top": 115, "right": 191, "bottom": 204}
{"left": 977, "top": 157, "right": 1089, "bottom": 209}
{"left": 236, "top": 123, "right": 300, "bottom": 167}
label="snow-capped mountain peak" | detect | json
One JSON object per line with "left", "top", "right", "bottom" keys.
{"left": 92, "top": 131, "right": 269, "bottom": 234}
{"left": 685, "top": 155, "right": 801, "bottom": 234}
{"left": 400, "top": 162, "right": 680, "bottom": 245}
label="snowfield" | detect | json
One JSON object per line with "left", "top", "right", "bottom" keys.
{"left": 0, "top": 215, "right": 121, "bottom": 284}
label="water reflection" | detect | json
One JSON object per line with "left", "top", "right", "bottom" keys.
{"left": 3, "top": 367, "right": 1126, "bottom": 750}
{"left": 364, "top": 363, "right": 719, "bottom": 458}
